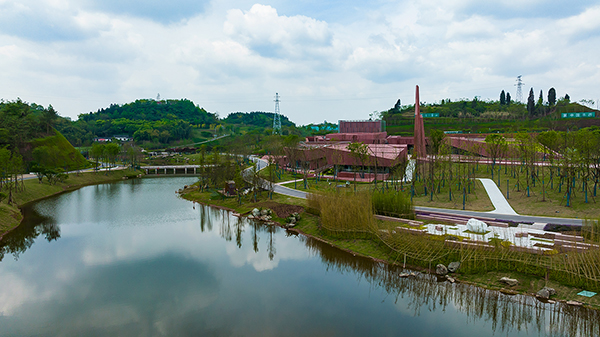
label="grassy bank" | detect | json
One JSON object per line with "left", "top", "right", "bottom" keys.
{"left": 0, "top": 169, "right": 142, "bottom": 236}
{"left": 181, "top": 185, "right": 600, "bottom": 309}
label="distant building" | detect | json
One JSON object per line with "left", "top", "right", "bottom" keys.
{"left": 93, "top": 135, "right": 132, "bottom": 143}
{"left": 338, "top": 120, "right": 385, "bottom": 133}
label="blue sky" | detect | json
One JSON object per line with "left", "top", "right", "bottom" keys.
{"left": 1, "top": 0, "right": 599, "bottom": 125}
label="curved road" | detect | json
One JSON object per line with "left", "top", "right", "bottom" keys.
{"left": 251, "top": 158, "right": 584, "bottom": 226}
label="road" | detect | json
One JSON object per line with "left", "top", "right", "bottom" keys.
{"left": 250, "top": 157, "right": 584, "bottom": 226}
{"left": 21, "top": 164, "right": 126, "bottom": 181}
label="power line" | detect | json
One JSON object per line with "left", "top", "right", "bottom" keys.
{"left": 514, "top": 75, "right": 524, "bottom": 103}
{"left": 272, "top": 93, "right": 281, "bottom": 135}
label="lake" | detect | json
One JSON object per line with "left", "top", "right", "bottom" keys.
{"left": 0, "top": 177, "right": 597, "bottom": 336}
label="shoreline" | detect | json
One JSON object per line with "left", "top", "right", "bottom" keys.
{"left": 181, "top": 186, "right": 600, "bottom": 311}
{"left": 0, "top": 169, "right": 143, "bottom": 240}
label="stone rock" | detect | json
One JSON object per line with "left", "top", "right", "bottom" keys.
{"left": 566, "top": 300, "right": 582, "bottom": 306}
{"left": 261, "top": 209, "right": 270, "bottom": 216}
{"left": 537, "top": 287, "right": 557, "bottom": 299}
{"left": 435, "top": 264, "right": 448, "bottom": 276}
{"left": 466, "top": 218, "right": 489, "bottom": 233}
{"left": 536, "top": 288, "right": 551, "bottom": 299}
{"left": 399, "top": 272, "right": 410, "bottom": 278}
{"left": 535, "top": 287, "right": 556, "bottom": 300}
{"left": 499, "top": 277, "right": 519, "bottom": 286}
{"left": 446, "top": 275, "right": 456, "bottom": 283}
{"left": 252, "top": 208, "right": 260, "bottom": 217}
{"left": 448, "top": 262, "right": 461, "bottom": 273}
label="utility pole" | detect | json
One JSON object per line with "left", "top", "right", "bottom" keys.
{"left": 272, "top": 93, "right": 282, "bottom": 135}
{"left": 514, "top": 75, "right": 524, "bottom": 103}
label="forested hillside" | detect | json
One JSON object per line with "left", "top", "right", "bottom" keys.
{"left": 80, "top": 99, "right": 217, "bottom": 124}
{"left": 55, "top": 99, "right": 299, "bottom": 147}
{"left": 223, "top": 111, "right": 295, "bottom": 128}
{"left": 0, "top": 99, "right": 88, "bottom": 206}
{"left": 0, "top": 99, "right": 57, "bottom": 152}
{"left": 382, "top": 90, "right": 599, "bottom": 135}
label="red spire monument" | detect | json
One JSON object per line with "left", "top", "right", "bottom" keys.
{"left": 413, "top": 85, "right": 426, "bottom": 160}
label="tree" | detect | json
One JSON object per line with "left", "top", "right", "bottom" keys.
{"left": 0, "top": 147, "right": 11, "bottom": 189}
{"left": 548, "top": 88, "right": 557, "bottom": 106}
{"left": 347, "top": 142, "right": 369, "bottom": 191}
{"left": 31, "top": 145, "right": 62, "bottom": 183}
{"left": 527, "top": 88, "right": 535, "bottom": 117}
{"left": 90, "top": 143, "right": 105, "bottom": 172}
{"left": 565, "top": 93, "right": 570, "bottom": 102}
{"left": 500, "top": 90, "right": 506, "bottom": 105}
{"left": 282, "top": 134, "right": 301, "bottom": 188}
{"left": 536, "top": 89, "right": 545, "bottom": 116}
{"left": 428, "top": 129, "right": 445, "bottom": 200}
{"left": 485, "top": 134, "right": 507, "bottom": 180}
{"left": 393, "top": 99, "right": 402, "bottom": 112}
{"left": 506, "top": 92, "right": 511, "bottom": 105}
{"left": 42, "top": 105, "right": 58, "bottom": 134}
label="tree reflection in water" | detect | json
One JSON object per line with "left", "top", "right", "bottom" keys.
{"left": 0, "top": 205, "right": 61, "bottom": 262}
{"left": 206, "top": 204, "right": 600, "bottom": 336}
{"left": 301, "top": 235, "right": 600, "bottom": 337}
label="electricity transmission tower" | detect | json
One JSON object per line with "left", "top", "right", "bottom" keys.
{"left": 272, "top": 93, "right": 282, "bottom": 135}
{"left": 514, "top": 75, "right": 524, "bottom": 103}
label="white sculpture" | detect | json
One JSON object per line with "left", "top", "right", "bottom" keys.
{"left": 466, "top": 218, "right": 488, "bottom": 234}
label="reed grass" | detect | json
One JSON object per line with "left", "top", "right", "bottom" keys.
{"left": 310, "top": 189, "right": 600, "bottom": 291}
{"left": 372, "top": 189, "right": 415, "bottom": 219}
{"left": 309, "top": 190, "right": 376, "bottom": 238}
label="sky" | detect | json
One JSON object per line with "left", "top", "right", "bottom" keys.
{"left": 1, "top": 0, "right": 600, "bottom": 125}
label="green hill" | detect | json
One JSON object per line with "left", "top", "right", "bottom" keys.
{"left": 79, "top": 99, "right": 217, "bottom": 124}
{"left": 382, "top": 97, "right": 600, "bottom": 135}
{"left": 223, "top": 111, "right": 295, "bottom": 128}
{"left": 29, "top": 131, "right": 88, "bottom": 171}
{"left": 0, "top": 99, "right": 88, "bottom": 172}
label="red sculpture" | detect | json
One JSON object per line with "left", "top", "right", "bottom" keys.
{"left": 413, "top": 85, "right": 426, "bottom": 160}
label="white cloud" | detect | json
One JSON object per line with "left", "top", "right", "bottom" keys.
{"left": 1, "top": 0, "right": 600, "bottom": 124}
{"left": 224, "top": 4, "right": 333, "bottom": 59}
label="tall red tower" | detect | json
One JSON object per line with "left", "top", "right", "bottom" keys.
{"left": 413, "top": 85, "right": 426, "bottom": 159}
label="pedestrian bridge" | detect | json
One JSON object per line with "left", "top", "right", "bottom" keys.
{"left": 141, "top": 165, "right": 203, "bottom": 175}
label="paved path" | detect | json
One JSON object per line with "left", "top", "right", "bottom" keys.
{"left": 414, "top": 206, "right": 582, "bottom": 226}
{"left": 477, "top": 178, "right": 518, "bottom": 215}
{"left": 250, "top": 158, "right": 583, "bottom": 227}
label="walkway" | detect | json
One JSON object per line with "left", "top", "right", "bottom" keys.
{"left": 477, "top": 178, "right": 518, "bottom": 215}
{"left": 248, "top": 158, "right": 583, "bottom": 227}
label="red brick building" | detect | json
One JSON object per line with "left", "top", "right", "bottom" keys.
{"left": 338, "top": 120, "right": 385, "bottom": 133}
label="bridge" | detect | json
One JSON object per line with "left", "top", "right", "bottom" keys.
{"left": 141, "top": 165, "right": 204, "bottom": 175}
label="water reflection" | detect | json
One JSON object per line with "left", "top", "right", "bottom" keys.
{"left": 196, "top": 203, "right": 600, "bottom": 336}
{"left": 0, "top": 205, "right": 60, "bottom": 262}
{"left": 1, "top": 177, "right": 599, "bottom": 337}
{"left": 302, "top": 235, "right": 600, "bottom": 337}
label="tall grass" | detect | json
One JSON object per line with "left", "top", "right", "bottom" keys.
{"left": 377, "top": 229, "right": 600, "bottom": 291}
{"left": 372, "top": 190, "right": 415, "bottom": 219}
{"left": 582, "top": 219, "right": 600, "bottom": 243}
{"left": 309, "top": 190, "right": 600, "bottom": 291}
{"left": 308, "top": 191, "right": 376, "bottom": 238}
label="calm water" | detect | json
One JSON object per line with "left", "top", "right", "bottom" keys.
{"left": 0, "top": 177, "right": 597, "bottom": 337}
